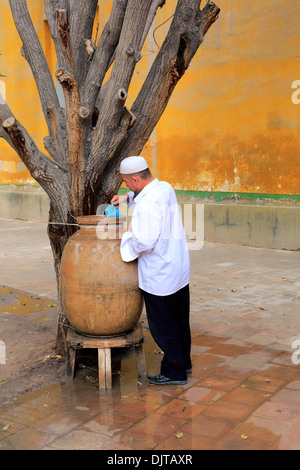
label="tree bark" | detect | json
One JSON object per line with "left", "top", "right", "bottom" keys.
{"left": 1, "top": 0, "right": 220, "bottom": 355}
{"left": 47, "top": 205, "right": 76, "bottom": 353}
{"left": 81, "top": 0, "right": 129, "bottom": 116}
{"left": 9, "top": 0, "right": 68, "bottom": 165}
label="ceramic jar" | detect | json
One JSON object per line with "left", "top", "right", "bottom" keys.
{"left": 60, "top": 215, "right": 143, "bottom": 336}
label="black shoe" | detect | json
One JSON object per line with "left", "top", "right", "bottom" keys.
{"left": 186, "top": 368, "right": 192, "bottom": 374}
{"left": 147, "top": 374, "right": 187, "bottom": 386}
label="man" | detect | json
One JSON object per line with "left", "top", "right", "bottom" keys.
{"left": 111, "top": 156, "right": 191, "bottom": 385}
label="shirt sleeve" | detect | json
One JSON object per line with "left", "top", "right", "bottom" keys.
{"left": 120, "top": 201, "right": 162, "bottom": 262}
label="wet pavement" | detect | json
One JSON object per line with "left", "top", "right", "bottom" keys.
{"left": 0, "top": 217, "right": 300, "bottom": 450}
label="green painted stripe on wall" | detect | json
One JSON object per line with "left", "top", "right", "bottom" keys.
{"left": 1, "top": 185, "right": 300, "bottom": 204}
{"left": 174, "top": 191, "right": 300, "bottom": 203}
{"left": 119, "top": 187, "right": 300, "bottom": 202}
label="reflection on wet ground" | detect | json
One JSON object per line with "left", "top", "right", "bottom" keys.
{"left": 0, "top": 286, "right": 60, "bottom": 395}
{"left": 1, "top": 219, "right": 300, "bottom": 450}
{"left": 0, "top": 286, "right": 57, "bottom": 319}
{"left": 1, "top": 321, "right": 300, "bottom": 450}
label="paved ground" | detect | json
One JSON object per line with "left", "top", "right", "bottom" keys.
{"left": 0, "top": 217, "right": 300, "bottom": 450}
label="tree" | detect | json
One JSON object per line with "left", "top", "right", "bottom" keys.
{"left": 0, "top": 0, "right": 220, "bottom": 353}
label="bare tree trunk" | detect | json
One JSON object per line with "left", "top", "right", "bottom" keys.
{"left": 0, "top": 0, "right": 220, "bottom": 355}
{"left": 47, "top": 205, "right": 77, "bottom": 353}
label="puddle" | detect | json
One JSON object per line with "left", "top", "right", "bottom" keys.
{"left": 69, "top": 328, "right": 161, "bottom": 396}
{"left": 1, "top": 328, "right": 161, "bottom": 407}
{"left": 0, "top": 286, "right": 57, "bottom": 319}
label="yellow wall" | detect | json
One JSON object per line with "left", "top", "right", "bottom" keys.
{"left": 0, "top": 0, "right": 300, "bottom": 195}
{"left": 0, "top": 0, "right": 52, "bottom": 184}
{"left": 152, "top": 0, "right": 300, "bottom": 195}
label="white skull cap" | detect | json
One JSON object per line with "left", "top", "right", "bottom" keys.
{"left": 120, "top": 156, "right": 148, "bottom": 174}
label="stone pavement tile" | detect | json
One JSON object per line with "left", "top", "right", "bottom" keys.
{"left": 228, "top": 350, "right": 277, "bottom": 371}
{"left": 270, "top": 416, "right": 300, "bottom": 450}
{"left": 286, "top": 379, "right": 300, "bottom": 391}
{"left": 241, "top": 374, "right": 286, "bottom": 393}
{"left": 237, "top": 310, "right": 271, "bottom": 321}
{"left": 211, "top": 432, "right": 272, "bottom": 450}
{"left": 253, "top": 401, "right": 300, "bottom": 424}
{"left": 188, "top": 366, "right": 213, "bottom": 381}
{"left": 199, "top": 375, "right": 242, "bottom": 392}
{"left": 191, "top": 344, "right": 211, "bottom": 355}
{"left": 248, "top": 344, "right": 280, "bottom": 356}
{"left": 30, "top": 408, "right": 97, "bottom": 436}
{"left": 82, "top": 411, "right": 139, "bottom": 437}
{"left": 64, "top": 394, "right": 115, "bottom": 416}
{"left": 156, "top": 432, "right": 215, "bottom": 450}
{"left": 203, "top": 400, "right": 254, "bottom": 422}
{"left": 270, "top": 351, "right": 297, "bottom": 367}
{"left": 68, "top": 385, "right": 138, "bottom": 414}
{"left": 177, "top": 385, "right": 225, "bottom": 406}
{"left": 178, "top": 376, "right": 201, "bottom": 389}
{"left": 110, "top": 398, "right": 160, "bottom": 420}
{"left": 191, "top": 352, "right": 230, "bottom": 370}
{"left": 180, "top": 414, "right": 235, "bottom": 441}
{"left": 232, "top": 415, "right": 289, "bottom": 443}
{"left": 195, "top": 321, "right": 233, "bottom": 336}
{"left": 0, "top": 418, "right": 24, "bottom": 440}
{"left": 246, "top": 331, "right": 288, "bottom": 347}
{"left": 127, "top": 413, "right": 188, "bottom": 438}
{"left": 209, "top": 342, "right": 250, "bottom": 357}
{"left": 48, "top": 428, "right": 110, "bottom": 450}
{"left": 0, "top": 401, "right": 63, "bottom": 428}
{"left": 100, "top": 429, "right": 163, "bottom": 450}
{"left": 0, "top": 427, "right": 57, "bottom": 450}
{"left": 192, "top": 334, "right": 229, "bottom": 348}
{"left": 130, "top": 387, "right": 180, "bottom": 406}
{"left": 154, "top": 398, "right": 206, "bottom": 419}
{"left": 259, "top": 363, "right": 300, "bottom": 382}
{"left": 223, "top": 387, "right": 271, "bottom": 408}
{"left": 1, "top": 222, "right": 300, "bottom": 450}
{"left": 269, "top": 388, "right": 300, "bottom": 406}
{"left": 220, "top": 324, "right": 262, "bottom": 340}
{"left": 215, "top": 362, "right": 255, "bottom": 381}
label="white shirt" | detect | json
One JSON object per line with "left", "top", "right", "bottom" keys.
{"left": 120, "top": 178, "right": 190, "bottom": 296}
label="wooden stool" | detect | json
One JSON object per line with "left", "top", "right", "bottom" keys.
{"left": 66, "top": 322, "right": 147, "bottom": 390}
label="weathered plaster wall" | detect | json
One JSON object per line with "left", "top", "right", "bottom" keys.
{"left": 152, "top": 0, "right": 300, "bottom": 195}
{"left": 0, "top": 0, "right": 299, "bottom": 197}
{"left": 0, "top": 0, "right": 53, "bottom": 185}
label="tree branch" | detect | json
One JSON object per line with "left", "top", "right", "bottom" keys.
{"left": 97, "top": 0, "right": 220, "bottom": 203}
{"left": 0, "top": 104, "right": 70, "bottom": 222}
{"left": 54, "top": 8, "right": 88, "bottom": 215}
{"left": 139, "top": 0, "right": 167, "bottom": 51}
{"left": 68, "top": 0, "right": 98, "bottom": 87}
{"left": 81, "top": 0, "right": 129, "bottom": 117}
{"left": 119, "top": 0, "right": 220, "bottom": 157}
{"left": 0, "top": 93, "right": 17, "bottom": 151}
{"left": 9, "top": 0, "right": 67, "bottom": 165}
{"left": 44, "top": 0, "right": 67, "bottom": 68}
{"left": 57, "top": 8, "right": 75, "bottom": 71}
{"left": 85, "top": 0, "right": 153, "bottom": 184}
{"left": 56, "top": 65, "right": 85, "bottom": 216}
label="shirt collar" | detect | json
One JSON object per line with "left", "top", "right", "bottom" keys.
{"left": 134, "top": 178, "right": 159, "bottom": 204}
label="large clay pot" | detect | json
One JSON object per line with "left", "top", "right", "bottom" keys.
{"left": 60, "top": 215, "right": 143, "bottom": 336}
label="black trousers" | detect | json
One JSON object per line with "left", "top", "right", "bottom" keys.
{"left": 142, "top": 284, "right": 191, "bottom": 381}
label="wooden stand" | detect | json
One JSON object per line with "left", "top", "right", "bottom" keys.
{"left": 66, "top": 322, "right": 147, "bottom": 390}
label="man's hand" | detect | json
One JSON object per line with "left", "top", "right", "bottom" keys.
{"left": 111, "top": 193, "right": 129, "bottom": 207}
